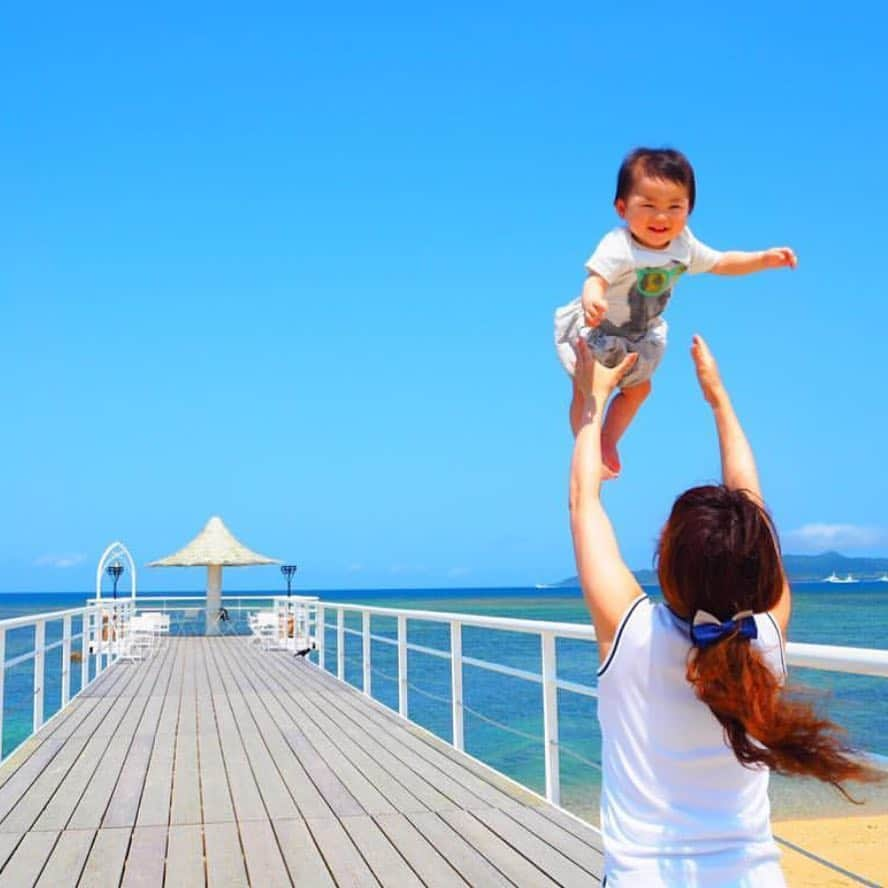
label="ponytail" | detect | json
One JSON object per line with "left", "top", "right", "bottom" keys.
{"left": 687, "top": 633, "right": 882, "bottom": 799}
{"left": 659, "top": 484, "right": 882, "bottom": 796}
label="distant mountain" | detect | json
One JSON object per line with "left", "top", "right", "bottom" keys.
{"left": 550, "top": 551, "right": 888, "bottom": 587}
{"left": 781, "top": 552, "right": 888, "bottom": 582}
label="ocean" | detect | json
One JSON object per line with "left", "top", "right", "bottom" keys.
{"left": 1, "top": 583, "right": 885, "bottom": 821}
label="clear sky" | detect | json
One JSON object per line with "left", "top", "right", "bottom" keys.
{"left": 2, "top": 2, "right": 886, "bottom": 594}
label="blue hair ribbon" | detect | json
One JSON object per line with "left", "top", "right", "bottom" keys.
{"left": 690, "top": 609, "right": 758, "bottom": 649}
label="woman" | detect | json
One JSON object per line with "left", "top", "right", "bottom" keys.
{"left": 569, "top": 335, "right": 879, "bottom": 886}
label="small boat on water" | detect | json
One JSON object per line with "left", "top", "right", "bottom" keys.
{"left": 823, "top": 572, "right": 858, "bottom": 584}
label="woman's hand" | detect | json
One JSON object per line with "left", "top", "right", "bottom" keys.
{"left": 575, "top": 339, "right": 638, "bottom": 402}
{"left": 691, "top": 334, "right": 728, "bottom": 408}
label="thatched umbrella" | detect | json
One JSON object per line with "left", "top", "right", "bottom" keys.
{"left": 148, "top": 516, "right": 280, "bottom": 635}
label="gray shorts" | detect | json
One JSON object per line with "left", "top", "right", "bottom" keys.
{"left": 553, "top": 301, "right": 667, "bottom": 389}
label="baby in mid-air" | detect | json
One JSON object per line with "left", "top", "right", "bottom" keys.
{"left": 554, "top": 147, "right": 797, "bottom": 479}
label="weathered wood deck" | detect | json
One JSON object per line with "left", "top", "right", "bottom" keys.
{"left": 0, "top": 637, "right": 604, "bottom": 887}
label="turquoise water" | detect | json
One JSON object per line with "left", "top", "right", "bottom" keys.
{"left": 1, "top": 584, "right": 885, "bottom": 820}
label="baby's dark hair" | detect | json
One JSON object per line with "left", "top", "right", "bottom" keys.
{"left": 615, "top": 148, "right": 696, "bottom": 212}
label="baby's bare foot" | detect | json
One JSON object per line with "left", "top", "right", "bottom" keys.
{"left": 601, "top": 439, "right": 621, "bottom": 480}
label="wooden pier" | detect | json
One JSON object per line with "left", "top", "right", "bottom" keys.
{"left": 0, "top": 637, "right": 604, "bottom": 886}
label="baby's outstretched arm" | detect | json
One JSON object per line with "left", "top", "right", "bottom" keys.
{"left": 710, "top": 247, "right": 797, "bottom": 275}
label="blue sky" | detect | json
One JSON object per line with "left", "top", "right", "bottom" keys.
{"left": 2, "top": 2, "right": 886, "bottom": 593}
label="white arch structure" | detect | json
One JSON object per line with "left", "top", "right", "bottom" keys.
{"left": 95, "top": 541, "right": 138, "bottom": 601}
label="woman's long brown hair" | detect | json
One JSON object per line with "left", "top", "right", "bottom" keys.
{"left": 657, "top": 485, "right": 881, "bottom": 797}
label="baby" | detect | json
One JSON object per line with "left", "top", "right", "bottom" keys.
{"left": 554, "top": 147, "right": 797, "bottom": 478}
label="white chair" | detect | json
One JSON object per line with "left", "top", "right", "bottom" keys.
{"left": 117, "top": 615, "right": 157, "bottom": 662}
{"left": 249, "top": 611, "right": 279, "bottom": 650}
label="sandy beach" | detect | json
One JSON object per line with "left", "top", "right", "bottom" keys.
{"left": 775, "top": 815, "right": 887, "bottom": 887}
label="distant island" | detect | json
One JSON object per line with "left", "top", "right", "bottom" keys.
{"left": 549, "top": 551, "right": 888, "bottom": 587}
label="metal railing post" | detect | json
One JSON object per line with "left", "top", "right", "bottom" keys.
{"left": 81, "top": 611, "right": 90, "bottom": 690}
{"left": 451, "top": 621, "right": 464, "bottom": 751}
{"left": 62, "top": 615, "right": 72, "bottom": 707}
{"left": 33, "top": 620, "right": 45, "bottom": 732}
{"left": 99, "top": 606, "right": 108, "bottom": 673}
{"left": 0, "top": 629, "right": 5, "bottom": 753}
{"left": 362, "top": 610, "right": 371, "bottom": 696}
{"left": 317, "top": 605, "right": 325, "bottom": 671}
{"left": 541, "top": 631, "right": 560, "bottom": 805}
{"left": 397, "top": 615, "right": 408, "bottom": 718}
{"left": 337, "top": 608, "right": 345, "bottom": 681}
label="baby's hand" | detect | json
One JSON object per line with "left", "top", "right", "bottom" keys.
{"left": 583, "top": 294, "right": 608, "bottom": 328}
{"left": 762, "top": 247, "right": 798, "bottom": 269}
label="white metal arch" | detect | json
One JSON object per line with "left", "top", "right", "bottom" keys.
{"left": 95, "top": 541, "right": 137, "bottom": 600}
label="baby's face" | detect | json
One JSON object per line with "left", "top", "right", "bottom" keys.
{"left": 616, "top": 175, "right": 690, "bottom": 249}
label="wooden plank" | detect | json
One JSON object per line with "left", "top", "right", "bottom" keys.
{"left": 534, "top": 802, "right": 603, "bottom": 849}
{"left": 194, "top": 644, "right": 235, "bottom": 825}
{"left": 473, "top": 807, "right": 599, "bottom": 887}
{"left": 0, "top": 739, "right": 67, "bottom": 829}
{"left": 195, "top": 639, "right": 234, "bottom": 823}
{"left": 502, "top": 805, "right": 604, "bottom": 876}
{"left": 341, "top": 815, "right": 424, "bottom": 887}
{"left": 269, "top": 658, "right": 494, "bottom": 812}
{"left": 165, "top": 823, "right": 205, "bottom": 887}
{"left": 271, "top": 818, "right": 335, "bottom": 887}
{"left": 169, "top": 721, "right": 201, "bottom": 826}
{"left": 0, "top": 653, "right": 138, "bottom": 821}
{"left": 102, "top": 735, "right": 155, "bottom": 829}
{"left": 204, "top": 822, "right": 248, "bottom": 888}
{"left": 0, "top": 833, "right": 22, "bottom": 871}
{"left": 9, "top": 650, "right": 164, "bottom": 833}
{"left": 0, "top": 635, "right": 607, "bottom": 888}
{"left": 35, "top": 828, "right": 95, "bottom": 888}
{"left": 224, "top": 649, "right": 393, "bottom": 818}
{"left": 170, "top": 642, "right": 203, "bottom": 826}
{"left": 0, "top": 660, "right": 130, "bottom": 792}
{"left": 239, "top": 647, "right": 434, "bottom": 817}
{"left": 196, "top": 730, "right": 234, "bottom": 824}
{"left": 405, "top": 812, "right": 513, "bottom": 888}
{"left": 306, "top": 816, "right": 380, "bottom": 888}
{"left": 293, "top": 659, "right": 538, "bottom": 809}
{"left": 121, "top": 825, "right": 166, "bottom": 888}
{"left": 135, "top": 734, "right": 175, "bottom": 828}
{"left": 69, "top": 736, "right": 142, "bottom": 830}
{"left": 214, "top": 641, "right": 355, "bottom": 820}
{"left": 136, "top": 646, "right": 184, "bottom": 828}
{"left": 67, "top": 653, "right": 168, "bottom": 831}
{"left": 238, "top": 818, "right": 291, "bottom": 888}
{"left": 0, "top": 830, "right": 58, "bottom": 887}
{"left": 204, "top": 642, "right": 299, "bottom": 821}
{"left": 77, "top": 827, "right": 131, "bottom": 888}
{"left": 246, "top": 646, "right": 459, "bottom": 815}
{"left": 372, "top": 813, "right": 468, "bottom": 888}
{"left": 439, "top": 809, "right": 562, "bottom": 888}
{"left": 200, "top": 645, "right": 270, "bottom": 823}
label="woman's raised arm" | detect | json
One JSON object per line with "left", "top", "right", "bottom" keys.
{"left": 569, "top": 342, "right": 643, "bottom": 663}
{"left": 691, "top": 334, "right": 791, "bottom": 632}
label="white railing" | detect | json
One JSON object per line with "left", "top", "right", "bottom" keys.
{"left": 0, "top": 599, "right": 137, "bottom": 764}
{"left": 303, "top": 601, "right": 887, "bottom": 885}
{"left": 308, "top": 599, "right": 888, "bottom": 884}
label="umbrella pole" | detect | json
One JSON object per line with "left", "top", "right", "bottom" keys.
{"left": 206, "top": 565, "right": 223, "bottom": 636}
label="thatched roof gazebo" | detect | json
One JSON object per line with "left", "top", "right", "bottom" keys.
{"left": 148, "top": 516, "right": 280, "bottom": 634}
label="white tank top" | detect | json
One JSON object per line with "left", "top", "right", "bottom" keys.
{"left": 597, "top": 597, "right": 787, "bottom": 887}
